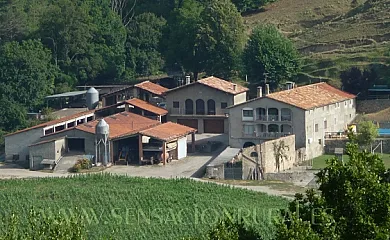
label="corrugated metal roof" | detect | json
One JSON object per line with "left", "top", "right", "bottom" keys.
{"left": 45, "top": 91, "right": 87, "bottom": 99}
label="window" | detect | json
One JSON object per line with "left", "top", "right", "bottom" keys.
{"left": 185, "top": 99, "right": 193, "bottom": 114}
{"left": 334, "top": 117, "right": 337, "bottom": 125}
{"left": 315, "top": 124, "right": 319, "bottom": 132}
{"left": 344, "top": 101, "right": 347, "bottom": 106}
{"left": 327, "top": 105, "right": 329, "bottom": 111}
{"left": 221, "top": 102, "right": 228, "bottom": 109}
{"left": 349, "top": 114, "right": 352, "bottom": 119}
{"left": 173, "top": 101, "right": 179, "bottom": 108}
{"left": 243, "top": 125, "right": 255, "bottom": 134}
{"left": 324, "top": 120, "right": 327, "bottom": 129}
{"left": 336, "top": 102, "right": 340, "bottom": 108}
{"left": 207, "top": 99, "right": 216, "bottom": 115}
{"left": 243, "top": 110, "right": 253, "bottom": 117}
{"left": 196, "top": 99, "right": 205, "bottom": 115}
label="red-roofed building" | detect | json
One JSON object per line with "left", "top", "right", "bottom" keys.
{"left": 164, "top": 76, "right": 248, "bottom": 134}
{"left": 227, "top": 82, "right": 356, "bottom": 160}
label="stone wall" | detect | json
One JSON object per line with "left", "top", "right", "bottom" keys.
{"left": 356, "top": 99, "right": 390, "bottom": 114}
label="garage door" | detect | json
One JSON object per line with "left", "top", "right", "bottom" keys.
{"left": 67, "top": 138, "right": 85, "bottom": 152}
{"left": 204, "top": 119, "right": 224, "bottom": 133}
{"left": 177, "top": 119, "right": 198, "bottom": 130}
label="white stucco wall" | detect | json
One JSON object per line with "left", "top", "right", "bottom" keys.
{"left": 5, "top": 128, "right": 43, "bottom": 163}
{"left": 177, "top": 137, "right": 187, "bottom": 159}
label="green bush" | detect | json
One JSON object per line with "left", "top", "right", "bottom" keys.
{"left": 70, "top": 158, "right": 91, "bottom": 173}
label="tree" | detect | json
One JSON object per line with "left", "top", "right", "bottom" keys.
{"left": 0, "top": 39, "right": 56, "bottom": 108}
{"left": 276, "top": 133, "right": 390, "bottom": 240}
{"left": 0, "top": 97, "right": 27, "bottom": 132}
{"left": 243, "top": 24, "right": 301, "bottom": 88}
{"left": 231, "top": 0, "right": 274, "bottom": 12}
{"left": 340, "top": 67, "right": 377, "bottom": 97}
{"left": 165, "top": 0, "right": 245, "bottom": 80}
{"left": 357, "top": 121, "right": 379, "bottom": 148}
{"left": 126, "top": 12, "right": 166, "bottom": 77}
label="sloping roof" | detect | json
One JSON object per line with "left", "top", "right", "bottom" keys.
{"left": 140, "top": 122, "right": 196, "bottom": 141}
{"left": 134, "top": 81, "right": 168, "bottom": 96}
{"left": 76, "top": 112, "right": 160, "bottom": 140}
{"left": 29, "top": 137, "right": 65, "bottom": 147}
{"left": 5, "top": 109, "right": 95, "bottom": 137}
{"left": 125, "top": 98, "right": 168, "bottom": 116}
{"left": 165, "top": 76, "right": 248, "bottom": 95}
{"left": 266, "top": 82, "right": 355, "bottom": 110}
{"left": 102, "top": 86, "right": 134, "bottom": 98}
{"left": 228, "top": 82, "right": 355, "bottom": 110}
{"left": 45, "top": 91, "right": 87, "bottom": 99}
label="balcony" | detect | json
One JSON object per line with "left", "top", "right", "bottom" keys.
{"left": 256, "top": 114, "right": 292, "bottom": 122}
{"left": 169, "top": 107, "right": 226, "bottom": 116}
{"left": 281, "top": 115, "right": 292, "bottom": 121}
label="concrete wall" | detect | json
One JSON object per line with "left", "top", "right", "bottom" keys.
{"left": 304, "top": 99, "right": 356, "bottom": 159}
{"left": 166, "top": 83, "right": 236, "bottom": 114}
{"left": 40, "top": 129, "right": 96, "bottom": 155}
{"left": 233, "top": 92, "right": 247, "bottom": 105}
{"left": 177, "top": 137, "right": 187, "bottom": 159}
{"left": 228, "top": 97, "right": 305, "bottom": 149}
{"left": 29, "top": 141, "right": 55, "bottom": 170}
{"left": 5, "top": 128, "right": 43, "bottom": 163}
{"left": 55, "top": 138, "right": 66, "bottom": 161}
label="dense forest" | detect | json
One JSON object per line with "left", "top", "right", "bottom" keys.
{"left": 0, "top": 0, "right": 302, "bottom": 142}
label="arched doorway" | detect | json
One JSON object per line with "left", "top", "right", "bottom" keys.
{"left": 243, "top": 142, "right": 256, "bottom": 148}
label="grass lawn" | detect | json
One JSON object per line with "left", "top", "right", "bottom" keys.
{"left": 312, "top": 153, "right": 390, "bottom": 169}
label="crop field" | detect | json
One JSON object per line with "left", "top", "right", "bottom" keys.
{"left": 0, "top": 174, "right": 289, "bottom": 239}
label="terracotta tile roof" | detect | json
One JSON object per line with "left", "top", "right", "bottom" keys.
{"left": 197, "top": 77, "right": 248, "bottom": 94}
{"left": 5, "top": 109, "right": 95, "bottom": 137}
{"left": 134, "top": 81, "right": 168, "bottom": 96}
{"left": 165, "top": 76, "right": 248, "bottom": 95}
{"left": 140, "top": 122, "right": 196, "bottom": 141}
{"left": 266, "top": 82, "right": 356, "bottom": 110}
{"left": 76, "top": 112, "right": 160, "bottom": 140}
{"left": 125, "top": 98, "right": 168, "bottom": 116}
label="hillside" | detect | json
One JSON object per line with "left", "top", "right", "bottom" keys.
{"left": 0, "top": 174, "right": 288, "bottom": 239}
{"left": 244, "top": 0, "right": 390, "bottom": 86}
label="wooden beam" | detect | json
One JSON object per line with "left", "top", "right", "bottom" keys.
{"left": 163, "top": 141, "right": 167, "bottom": 165}
{"left": 191, "top": 133, "right": 196, "bottom": 153}
{"left": 138, "top": 134, "right": 143, "bottom": 165}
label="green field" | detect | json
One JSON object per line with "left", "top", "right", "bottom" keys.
{"left": 0, "top": 174, "right": 288, "bottom": 239}
{"left": 312, "top": 153, "right": 390, "bottom": 169}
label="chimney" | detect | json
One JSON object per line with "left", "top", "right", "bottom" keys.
{"left": 257, "top": 86, "right": 262, "bottom": 98}
{"left": 265, "top": 84, "right": 270, "bottom": 95}
{"left": 185, "top": 75, "right": 191, "bottom": 85}
{"left": 233, "top": 84, "right": 237, "bottom": 91}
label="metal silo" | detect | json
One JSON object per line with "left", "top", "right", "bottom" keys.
{"left": 95, "top": 119, "right": 110, "bottom": 166}
{"left": 86, "top": 87, "right": 99, "bottom": 110}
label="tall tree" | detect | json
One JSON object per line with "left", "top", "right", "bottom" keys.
{"left": 0, "top": 97, "right": 27, "bottom": 132}
{"left": 165, "top": 0, "right": 245, "bottom": 80}
{"left": 0, "top": 39, "right": 56, "bottom": 108}
{"left": 243, "top": 24, "right": 301, "bottom": 87}
{"left": 340, "top": 67, "right": 377, "bottom": 97}
{"left": 126, "top": 12, "right": 166, "bottom": 77}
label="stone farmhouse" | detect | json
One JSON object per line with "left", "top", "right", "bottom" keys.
{"left": 164, "top": 76, "right": 248, "bottom": 134}
{"left": 227, "top": 82, "right": 356, "bottom": 160}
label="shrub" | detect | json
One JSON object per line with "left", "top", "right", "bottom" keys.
{"left": 70, "top": 158, "right": 91, "bottom": 173}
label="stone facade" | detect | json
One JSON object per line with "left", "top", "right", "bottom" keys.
{"left": 228, "top": 97, "right": 356, "bottom": 160}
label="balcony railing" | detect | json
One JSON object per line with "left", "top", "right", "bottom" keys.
{"left": 242, "top": 132, "right": 292, "bottom": 139}
{"left": 169, "top": 107, "right": 226, "bottom": 116}
{"left": 256, "top": 114, "right": 292, "bottom": 122}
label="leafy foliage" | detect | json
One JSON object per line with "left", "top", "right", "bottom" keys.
{"left": 340, "top": 67, "right": 378, "bottom": 97}
{"left": 276, "top": 133, "right": 390, "bottom": 240}
{"left": 243, "top": 24, "right": 301, "bottom": 88}
{"left": 231, "top": 0, "right": 275, "bottom": 12}
{"left": 357, "top": 120, "right": 379, "bottom": 147}
{"left": 0, "top": 39, "right": 56, "bottom": 109}
{"left": 0, "top": 98, "right": 27, "bottom": 132}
